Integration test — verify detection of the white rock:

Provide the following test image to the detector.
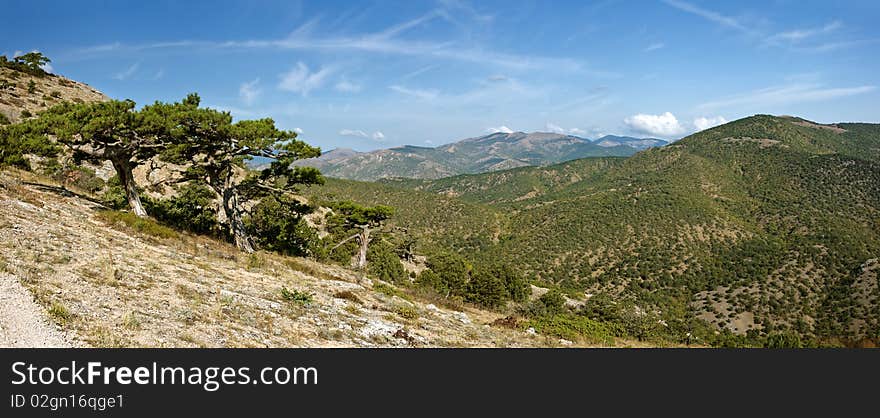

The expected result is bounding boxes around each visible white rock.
[425,304,440,312]
[452,312,471,324]
[526,327,537,335]
[559,339,573,346]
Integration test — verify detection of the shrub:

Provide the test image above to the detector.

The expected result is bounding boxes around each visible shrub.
[425,252,470,296]
[280,287,313,305]
[245,195,318,256]
[101,176,129,210]
[144,183,221,237]
[765,332,803,349]
[27,80,36,94]
[466,269,507,308]
[394,305,419,320]
[367,241,407,284]
[527,314,618,345]
[20,110,32,118]
[0,112,9,125]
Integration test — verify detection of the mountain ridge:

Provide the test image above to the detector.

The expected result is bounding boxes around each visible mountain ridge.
[294,131,667,181]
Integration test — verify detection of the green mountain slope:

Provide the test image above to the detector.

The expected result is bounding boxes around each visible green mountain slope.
[306,115,880,345]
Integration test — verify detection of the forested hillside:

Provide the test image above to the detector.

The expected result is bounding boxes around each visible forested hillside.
[307,115,880,346]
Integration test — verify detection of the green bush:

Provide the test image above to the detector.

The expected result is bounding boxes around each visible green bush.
[0,112,9,125]
[101,176,129,210]
[764,332,803,349]
[280,287,313,305]
[367,241,407,284]
[20,110,32,118]
[528,314,619,344]
[144,183,221,237]
[245,195,318,257]
[529,289,567,317]
[466,269,507,308]
[425,252,470,296]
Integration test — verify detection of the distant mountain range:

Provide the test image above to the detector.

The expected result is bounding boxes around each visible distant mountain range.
[294,132,667,181]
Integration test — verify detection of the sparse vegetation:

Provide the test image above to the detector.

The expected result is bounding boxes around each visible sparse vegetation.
[280,287,313,305]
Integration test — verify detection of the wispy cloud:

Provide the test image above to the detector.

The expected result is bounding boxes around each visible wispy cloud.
[644,42,666,52]
[401,65,438,81]
[278,62,335,96]
[767,20,842,44]
[545,122,588,136]
[389,85,440,100]
[153,68,165,80]
[113,62,140,80]
[339,129,385,141]
[792,39,880,53]
[334,79,362,93]
[662,0,754,35]
[71,13,608,75]
[339,129,369,138]
[239,78,261,105]
[698,84,877,110]
[663,2,867,54]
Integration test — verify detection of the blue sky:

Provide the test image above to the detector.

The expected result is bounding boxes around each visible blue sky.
[3,0,879,151]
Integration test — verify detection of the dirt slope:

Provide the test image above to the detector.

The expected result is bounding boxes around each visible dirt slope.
[0,169,585,348]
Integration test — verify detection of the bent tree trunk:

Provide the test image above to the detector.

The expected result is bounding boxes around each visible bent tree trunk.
[111,159,147,217]
[355,226,370,269]
[222,188,255,253]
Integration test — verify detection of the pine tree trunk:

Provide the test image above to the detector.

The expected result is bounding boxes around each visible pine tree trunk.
[111,159,147,217]
[355,227,370,269]
[222,188,255,253]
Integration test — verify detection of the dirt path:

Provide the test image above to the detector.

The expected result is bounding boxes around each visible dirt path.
[0,272,75,347]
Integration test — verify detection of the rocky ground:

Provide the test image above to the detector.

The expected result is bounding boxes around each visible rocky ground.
[0,169,601,348]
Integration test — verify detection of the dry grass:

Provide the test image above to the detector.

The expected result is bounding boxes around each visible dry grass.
[0,169,620,348]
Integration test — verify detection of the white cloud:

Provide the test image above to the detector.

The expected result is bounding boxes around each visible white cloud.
[153,68,165,80]
[769,21,842,43]
[335,79,362,93]
[545,123,591,136]
[424,140,434,145]
[293,127,304,135]
[279,62,335,96]
[662,0,755,35]
[41,63,54,73]
[339,129,369,138]
[73,15,602,75]
[239,78,261,105]
[644,42,665,52]
[624,112,686,137]
[693,116,728,131]
[487,126,514,134]
[699,84,877,110]
[113,62,140,80]
[339,129,384,140]
[546,122,566,134]
[389,85,440,100]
